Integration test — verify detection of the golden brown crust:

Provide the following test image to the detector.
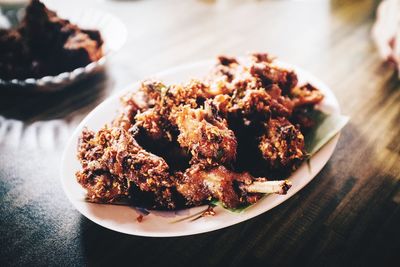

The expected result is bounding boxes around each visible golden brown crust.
[76,127,175,208]
[173,104,237,165]
[258,118,305,169]
[175,164,257,208]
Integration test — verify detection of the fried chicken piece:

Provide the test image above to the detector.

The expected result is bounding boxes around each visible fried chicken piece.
[259,118,306,169]
[234,89,271,119]
[135,80,211,141]
[290,83,324,108]
[287,83,324,131]
[212,89,272,128]
[250,61,298,95]
[206,55,251,95]
[112,91,149,131]
[290,107,316,131]
[172,103,237,165]
[76,126,176,208]
[266,84,294,117]
[251,52,274,63]
[137,80,238,165]
[175,164,292,208]
[213,85,293,127]
[175,164,244,208]
[209,59,294,121]
[133,82,174,141]
[211,56,240,83]
[140,79,210,109]
[217,55,239,66]
[134,107,172,140]
[76,170,130,203]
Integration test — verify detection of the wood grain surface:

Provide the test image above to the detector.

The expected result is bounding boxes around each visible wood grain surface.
[0,0,399,266]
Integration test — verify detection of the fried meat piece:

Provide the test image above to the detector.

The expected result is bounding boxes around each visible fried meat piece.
[217,55,239,66]
[250,61,298,95]
[290,107,316,131]
[134,80,211,141]
[140,79,210,110]
[290,83,324,108]
[175,164,292,208]
[134,107,172,141]
[288,83,324,130]
[212,86,293,130]
[209,62,294,121]
[251,52,274,63]
[211,56,240,83]
[259,118,305,169]
[138,80,238,165]
[266,84,294,117]
[76,170,130,203]
[175,164,250,208]
[172,104,237,165]
[76,126,176,208]
[112,91,149,131]
[232,89,272,119]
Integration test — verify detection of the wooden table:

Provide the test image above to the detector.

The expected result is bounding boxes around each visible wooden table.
[1,0,399,266]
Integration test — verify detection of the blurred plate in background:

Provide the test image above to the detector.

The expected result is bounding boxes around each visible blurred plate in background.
[0,4,127,92]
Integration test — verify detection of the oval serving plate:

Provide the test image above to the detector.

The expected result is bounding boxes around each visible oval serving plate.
[61,60,341,237]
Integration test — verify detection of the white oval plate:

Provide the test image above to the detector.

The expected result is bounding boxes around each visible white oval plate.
[61,60,341,237]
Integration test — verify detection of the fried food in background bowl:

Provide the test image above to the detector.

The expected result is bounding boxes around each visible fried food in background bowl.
[0,0,126,91]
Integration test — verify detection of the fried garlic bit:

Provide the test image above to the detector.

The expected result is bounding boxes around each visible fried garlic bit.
[76,53,323,210]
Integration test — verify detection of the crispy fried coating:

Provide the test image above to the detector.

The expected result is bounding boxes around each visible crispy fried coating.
[135,107,171,140]
[250,61,298,95]
[138,80,238,166]
[290,83,324,108]
[76,126,177,208]
[174,164,288,208]
[251,52,274,63]
[134,80,212,142]
[76,170,130,203]
[175,164,257,208]
[172,103,237,165]
[140,79,210,109]
[259,118,305,169]
[266,85,294,118]
[112,91,148,131]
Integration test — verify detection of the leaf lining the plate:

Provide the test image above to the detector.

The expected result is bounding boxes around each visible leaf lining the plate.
[304,110,349,155]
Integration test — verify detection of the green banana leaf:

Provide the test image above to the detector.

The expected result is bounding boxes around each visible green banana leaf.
[304,110,349,155]
[213,110,350,213]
